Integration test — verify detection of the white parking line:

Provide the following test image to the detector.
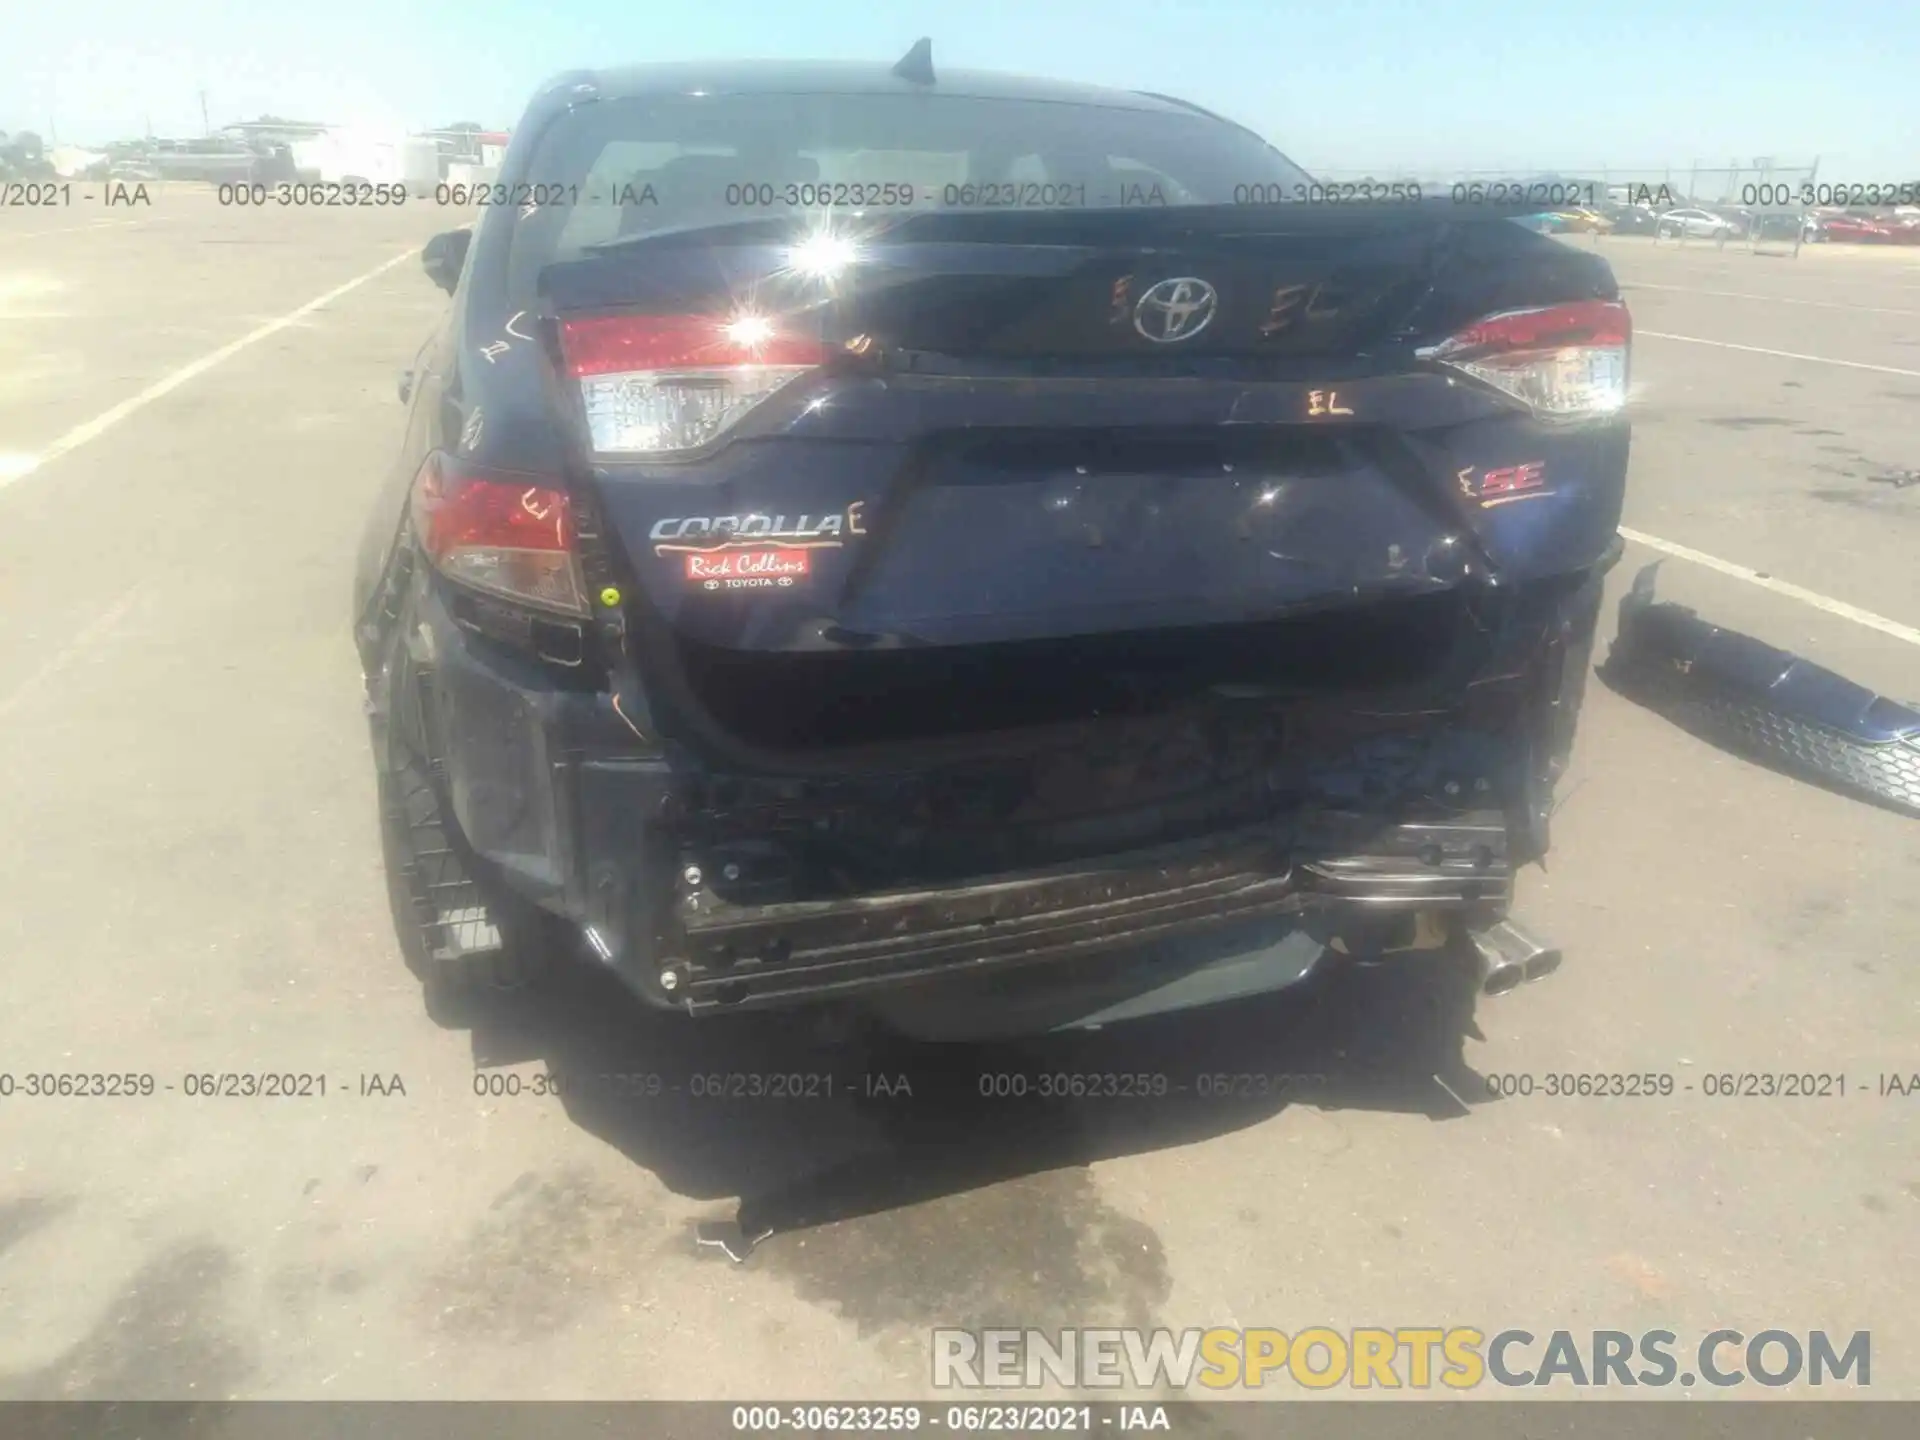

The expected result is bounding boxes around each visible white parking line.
[1621,282,1920,316]
[0,587,145,722]
[0,245,421,493]
[1636,330,1920,378]
[1618,527,1920,648]
[0,219,148,246]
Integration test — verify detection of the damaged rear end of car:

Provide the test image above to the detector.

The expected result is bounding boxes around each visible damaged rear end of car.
[360,70,1630,1033]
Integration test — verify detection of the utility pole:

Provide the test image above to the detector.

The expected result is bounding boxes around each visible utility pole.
[199,88,210,136]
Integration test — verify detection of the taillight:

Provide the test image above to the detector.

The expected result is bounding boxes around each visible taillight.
[1417,299,1630,417]
[557,312,825,455]
[409,452,588,616]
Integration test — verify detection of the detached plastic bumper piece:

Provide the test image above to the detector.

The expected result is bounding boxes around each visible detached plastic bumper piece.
[1601,562,1920,818]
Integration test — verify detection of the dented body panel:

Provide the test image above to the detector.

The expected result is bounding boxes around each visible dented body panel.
[392,548,1609,1019]
[538,206,1625,654]
[355,59,1627,1031]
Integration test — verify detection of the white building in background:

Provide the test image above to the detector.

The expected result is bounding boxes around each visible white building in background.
[435,130,510,190]
[287,126,509,191]
[47,145,109,177]
[291,128,443,191]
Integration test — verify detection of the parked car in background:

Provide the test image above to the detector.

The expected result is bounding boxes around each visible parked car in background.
[1804,209,1918,244]
[1512,212,1566,234]
[1656,207,1738,240]
[1549,208,1612,233]
[1740,211,1806,241]
[90,141,162,182]
[147,136,260,184]
[122,136,290,186]
[258,143,299,184]
[1599,203,1660,235]
[0,130,55,181]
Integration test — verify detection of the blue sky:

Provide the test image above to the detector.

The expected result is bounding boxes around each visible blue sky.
[4,0,1914,178]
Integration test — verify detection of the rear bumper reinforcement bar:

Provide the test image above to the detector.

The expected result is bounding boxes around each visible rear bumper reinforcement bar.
[669,818,1511,1011]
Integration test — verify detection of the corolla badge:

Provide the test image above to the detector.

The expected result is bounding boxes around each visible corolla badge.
[1133,277,1218,344]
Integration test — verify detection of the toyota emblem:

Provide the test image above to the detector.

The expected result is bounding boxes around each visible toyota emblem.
[1133,277,1218,344]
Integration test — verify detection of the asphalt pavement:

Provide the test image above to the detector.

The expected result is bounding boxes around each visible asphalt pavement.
[1,193,1917,1400]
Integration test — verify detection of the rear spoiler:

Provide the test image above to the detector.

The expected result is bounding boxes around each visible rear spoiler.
[572,194,1558,260]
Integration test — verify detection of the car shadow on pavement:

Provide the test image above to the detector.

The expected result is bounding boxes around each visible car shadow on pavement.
[443,931,1494,1256]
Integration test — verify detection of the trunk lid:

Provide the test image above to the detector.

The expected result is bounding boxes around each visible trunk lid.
[545,202,1592,366]
[538,204,1620,656]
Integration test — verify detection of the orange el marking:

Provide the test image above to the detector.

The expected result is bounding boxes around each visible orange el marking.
[1307,389,1354,417]
[1261,283,1314,336]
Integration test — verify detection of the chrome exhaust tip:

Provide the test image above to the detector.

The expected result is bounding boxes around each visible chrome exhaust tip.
[1471,919,1561,996]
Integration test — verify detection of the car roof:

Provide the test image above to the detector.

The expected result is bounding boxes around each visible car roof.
[534,59,1206,117]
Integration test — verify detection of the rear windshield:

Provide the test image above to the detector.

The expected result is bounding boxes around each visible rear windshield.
[503,91,1314,295]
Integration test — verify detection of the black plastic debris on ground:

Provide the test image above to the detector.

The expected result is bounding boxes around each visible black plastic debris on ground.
[1598,562,1920,819]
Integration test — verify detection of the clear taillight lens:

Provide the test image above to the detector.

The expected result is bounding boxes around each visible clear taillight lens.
[558,313,824,455]
[1417,299,1630,417]
[409,453,589,616]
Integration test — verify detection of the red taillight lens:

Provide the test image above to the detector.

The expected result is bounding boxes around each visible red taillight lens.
[556,312,825,456]
[1418,299,1630,417]
[560,314,825,374]
[409,453,588,616]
